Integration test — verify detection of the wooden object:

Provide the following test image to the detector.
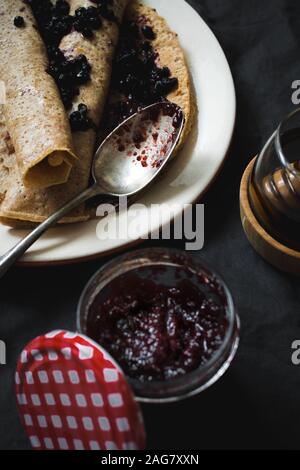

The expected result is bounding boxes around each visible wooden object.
[240,158,300,276]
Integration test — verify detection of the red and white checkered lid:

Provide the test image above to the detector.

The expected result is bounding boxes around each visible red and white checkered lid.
[15,330,146,451]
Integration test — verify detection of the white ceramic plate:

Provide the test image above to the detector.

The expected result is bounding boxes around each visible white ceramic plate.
[0,0,236,265]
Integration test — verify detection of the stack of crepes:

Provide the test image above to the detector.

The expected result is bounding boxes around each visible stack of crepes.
[0,0,130,226]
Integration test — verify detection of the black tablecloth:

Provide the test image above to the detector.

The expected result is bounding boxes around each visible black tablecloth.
[1,0,300,451]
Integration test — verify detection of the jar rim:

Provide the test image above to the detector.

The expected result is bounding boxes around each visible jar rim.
[76,247,240,403]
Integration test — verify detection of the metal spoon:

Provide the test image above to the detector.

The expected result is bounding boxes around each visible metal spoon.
[0,102,184,278]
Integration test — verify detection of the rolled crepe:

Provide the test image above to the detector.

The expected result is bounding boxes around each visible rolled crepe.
[134,2,195,153]
[0,0,77,189]
[105,1,195,154]
[0,0,130,225]
[0,108,14,206]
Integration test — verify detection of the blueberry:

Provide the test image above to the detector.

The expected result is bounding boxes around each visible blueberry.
[14,16,25,28]
[76,69,91,84]
[82,28,94,38]
[142,25,156,40]
[57,72,69,84]
[78,103,88,114]
[75,7,86,18]
[60,88,74,109]
[159,67,171,79]
[90,16,102,28]
[76,55,91,71]
[60,59,72,73]
[46,64,60,78]
[73,19,83,32]
[163,77,179,93]
[55,0,70,16]
[140,51,153,69]
[47,45,64,62]
[71,111,81,120]
[141,41,152,53]
[87,6,99,18]
[155,77,178,95]
[73,5,103,34]
[69,111,82,130]
[70,106,94,132]
[56,19,70,35]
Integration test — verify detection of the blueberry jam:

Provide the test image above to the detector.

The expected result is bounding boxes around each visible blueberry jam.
[103,17,179,134]
[24,0,116,130]
[25,0,74,47]
[69,103,95,132]
[90,0,116,22]
[47,51,91,110]
[87,268,229,382]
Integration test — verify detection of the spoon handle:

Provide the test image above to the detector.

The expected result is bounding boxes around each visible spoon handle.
[0,184,101,279]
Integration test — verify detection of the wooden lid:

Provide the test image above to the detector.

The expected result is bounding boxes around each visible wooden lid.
[240,158,300,276]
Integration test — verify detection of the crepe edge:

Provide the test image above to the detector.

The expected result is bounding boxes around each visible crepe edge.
[23,148,78,189]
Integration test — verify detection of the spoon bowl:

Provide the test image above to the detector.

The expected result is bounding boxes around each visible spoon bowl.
[92,102,185,196]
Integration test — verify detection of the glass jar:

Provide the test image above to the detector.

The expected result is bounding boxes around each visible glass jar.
[249,108,300,251]
[77,248,240,404]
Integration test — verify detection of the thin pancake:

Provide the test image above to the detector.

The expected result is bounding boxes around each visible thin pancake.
[0,0,130,226]
[103,1,194,154]
[0,0,77,189]
[125,1,194,152]
[129,2,195,152]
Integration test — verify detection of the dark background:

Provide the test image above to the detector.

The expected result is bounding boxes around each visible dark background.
[1,0,300,451]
